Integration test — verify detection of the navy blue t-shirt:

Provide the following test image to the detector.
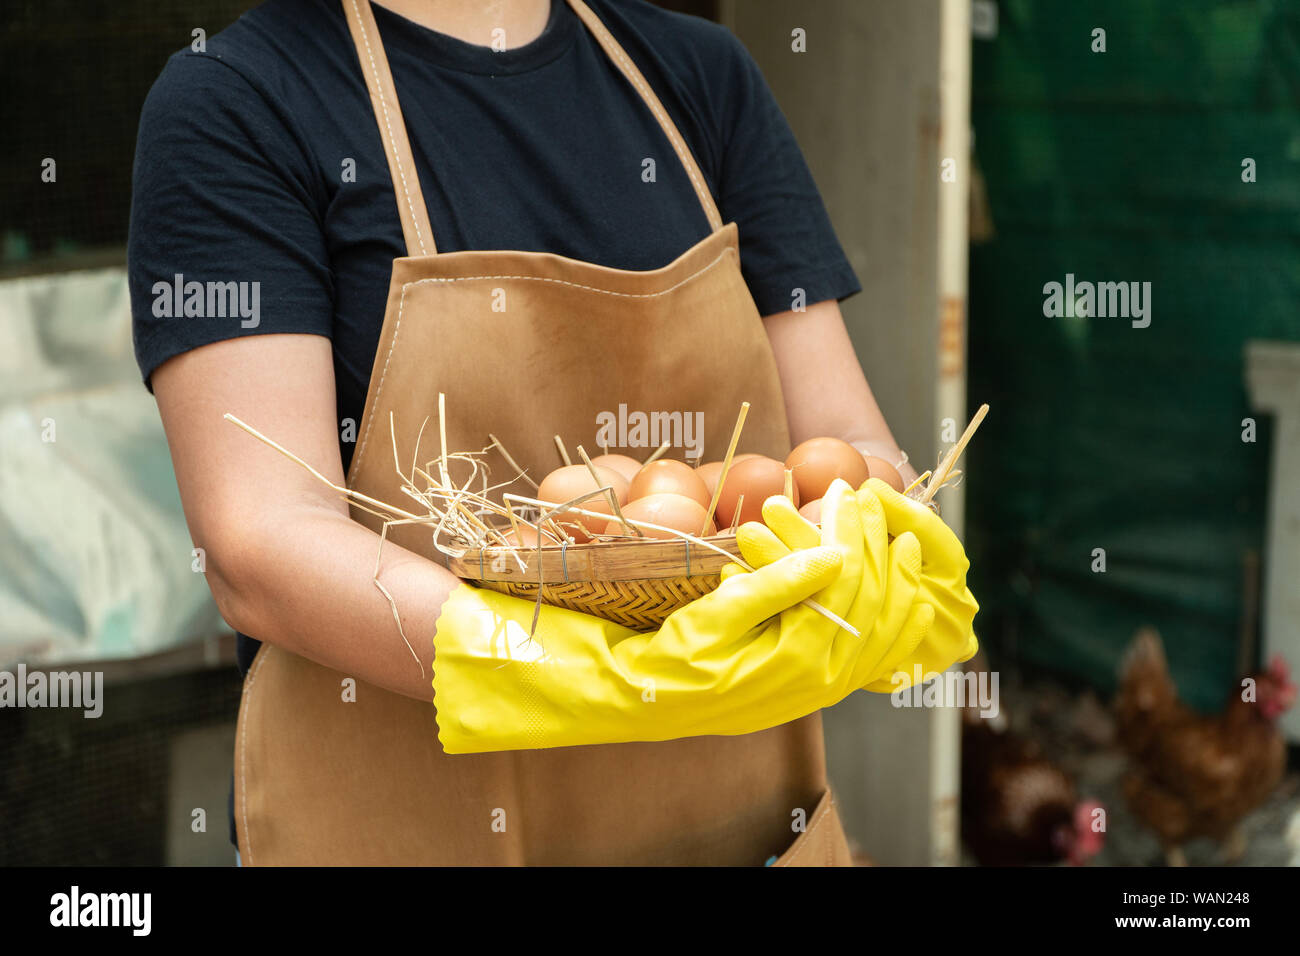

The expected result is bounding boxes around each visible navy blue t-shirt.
[127,0,859,845]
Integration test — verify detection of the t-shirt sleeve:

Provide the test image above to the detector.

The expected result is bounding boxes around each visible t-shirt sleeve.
[128,51,334,391]
[709,31,861,317]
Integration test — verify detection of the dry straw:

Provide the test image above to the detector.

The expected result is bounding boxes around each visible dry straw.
[224,398,986,651]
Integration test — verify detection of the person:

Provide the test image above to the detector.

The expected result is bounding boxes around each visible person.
[129,0,977,865]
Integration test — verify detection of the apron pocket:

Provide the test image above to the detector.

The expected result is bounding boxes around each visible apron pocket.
[769,789,855,867]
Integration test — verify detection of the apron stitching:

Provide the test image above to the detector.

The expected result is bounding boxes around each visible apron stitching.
[351,246,732,475]
[238,647,273,866]
[403,248,729,298]
[348,0,430,257]
[353,281,412,479]
[581,14,720,231]
[825,794,836,866]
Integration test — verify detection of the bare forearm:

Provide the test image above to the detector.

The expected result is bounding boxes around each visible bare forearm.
[151,335,459,703]
[215,506,459,701]
[763,299,920,486]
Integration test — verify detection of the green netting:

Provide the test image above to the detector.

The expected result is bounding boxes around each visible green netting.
[967,0,1300,710]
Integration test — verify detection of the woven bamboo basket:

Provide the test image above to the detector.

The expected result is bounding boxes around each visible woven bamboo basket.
[223,399,986,643]
[443,399,988,631]
[446,534,743,631]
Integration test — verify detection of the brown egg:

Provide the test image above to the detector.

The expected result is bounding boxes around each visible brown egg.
[696,455,766,498]
[499,525,559,549]
[539,463,629,504]
[864,456,905,493]
[537,464,628,542]
[715,456,799,529]
[629,459,711,508]
[589,453,642,483]
[695,461,726,497]
[798,498,823,524]
[500,527,538,549]
[785,437,870,502]
[603,493,716,539]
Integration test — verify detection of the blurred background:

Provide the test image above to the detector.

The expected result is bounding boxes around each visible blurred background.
[2,0,1297,866]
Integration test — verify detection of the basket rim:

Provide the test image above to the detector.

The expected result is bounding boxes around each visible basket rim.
[446,533,742,584]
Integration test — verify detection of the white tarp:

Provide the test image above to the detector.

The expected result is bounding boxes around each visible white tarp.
[0,266,227,666]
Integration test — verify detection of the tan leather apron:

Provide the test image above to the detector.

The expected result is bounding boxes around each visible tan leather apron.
[234,0,853,866]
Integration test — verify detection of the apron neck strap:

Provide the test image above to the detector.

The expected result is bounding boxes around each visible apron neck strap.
[343,0,437,256]
[564,0,724,234]
[342,0,725,258]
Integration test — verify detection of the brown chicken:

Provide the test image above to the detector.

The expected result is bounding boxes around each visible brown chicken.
[1116,628,1296,865]
[961,662,1105,866]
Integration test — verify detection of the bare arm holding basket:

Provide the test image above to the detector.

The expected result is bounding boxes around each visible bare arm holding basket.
[152,334,459,703]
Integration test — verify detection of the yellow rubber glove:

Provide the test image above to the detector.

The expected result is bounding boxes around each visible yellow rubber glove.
[431,481,931,754]
[732,479,935,689]
[857,477,980,692]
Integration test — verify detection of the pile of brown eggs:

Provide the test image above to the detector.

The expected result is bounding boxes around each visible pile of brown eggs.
[518,437,905,545]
